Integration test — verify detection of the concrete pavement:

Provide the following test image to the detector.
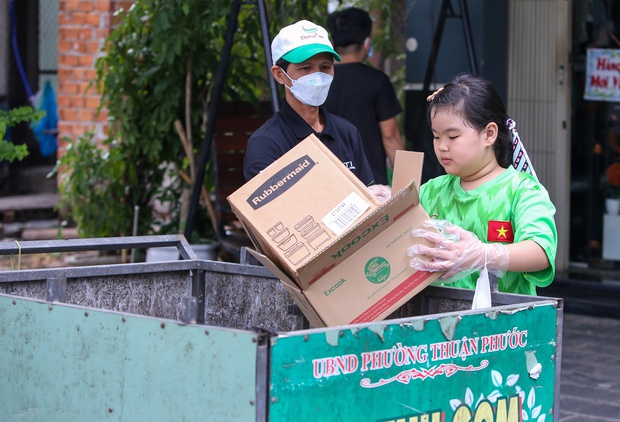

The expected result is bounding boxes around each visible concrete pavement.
[559,312,620,421]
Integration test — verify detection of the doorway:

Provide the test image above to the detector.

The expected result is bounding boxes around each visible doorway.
[2,0,58,196]
[570,0,620,272]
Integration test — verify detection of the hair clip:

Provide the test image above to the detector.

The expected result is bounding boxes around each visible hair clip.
[426,86,444,102]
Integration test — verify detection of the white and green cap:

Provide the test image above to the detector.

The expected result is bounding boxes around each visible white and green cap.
[271,20,342,65]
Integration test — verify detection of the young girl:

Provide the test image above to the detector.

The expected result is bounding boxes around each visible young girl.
[407,73,557,295]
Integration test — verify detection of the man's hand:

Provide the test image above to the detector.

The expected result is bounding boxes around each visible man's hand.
[369,184,391,203]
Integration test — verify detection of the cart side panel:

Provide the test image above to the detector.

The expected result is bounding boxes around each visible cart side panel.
[0,270,189,320]
[0,260,305,332]
[0,293,260,422]
[203,265,303,332]
[269,301,561,422]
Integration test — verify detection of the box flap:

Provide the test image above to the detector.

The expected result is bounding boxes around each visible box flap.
[246,248,326,327]
[301,203,443,327]
[246,248,300,291]
[392,150,424,194]
[294,177,420,288]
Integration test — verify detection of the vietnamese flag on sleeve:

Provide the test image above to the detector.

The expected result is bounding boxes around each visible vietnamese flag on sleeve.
[487,220,514,243]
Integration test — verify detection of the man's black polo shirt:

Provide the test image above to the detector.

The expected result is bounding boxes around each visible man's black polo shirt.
[243,99,374,185]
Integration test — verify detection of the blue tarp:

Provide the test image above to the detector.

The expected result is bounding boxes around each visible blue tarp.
[31,81,58,157]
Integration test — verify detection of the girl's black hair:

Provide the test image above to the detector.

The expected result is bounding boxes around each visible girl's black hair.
[426,73,513,168]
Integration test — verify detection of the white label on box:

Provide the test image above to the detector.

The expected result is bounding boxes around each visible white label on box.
[322,192,370,235]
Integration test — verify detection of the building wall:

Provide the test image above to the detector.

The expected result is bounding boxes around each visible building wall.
[57,0,131,155]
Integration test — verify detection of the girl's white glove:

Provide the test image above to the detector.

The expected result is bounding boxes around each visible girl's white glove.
[407,219,509,280]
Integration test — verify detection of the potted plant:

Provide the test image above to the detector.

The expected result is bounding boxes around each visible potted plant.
[606,162,620,215]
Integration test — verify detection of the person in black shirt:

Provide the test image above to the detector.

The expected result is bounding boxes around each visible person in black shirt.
[325,7,404,185]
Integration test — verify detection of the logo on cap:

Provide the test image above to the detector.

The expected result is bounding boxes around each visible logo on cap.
[301,24,318,34]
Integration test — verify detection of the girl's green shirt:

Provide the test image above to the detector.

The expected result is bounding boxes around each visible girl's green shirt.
[419,167,557,295]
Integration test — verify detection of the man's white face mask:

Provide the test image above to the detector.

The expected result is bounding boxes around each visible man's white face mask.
[282,70,333,106]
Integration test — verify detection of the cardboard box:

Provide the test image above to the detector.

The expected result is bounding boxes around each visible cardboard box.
[228,135,442,327]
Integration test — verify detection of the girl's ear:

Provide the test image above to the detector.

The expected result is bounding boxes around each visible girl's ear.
[484,122,499,147]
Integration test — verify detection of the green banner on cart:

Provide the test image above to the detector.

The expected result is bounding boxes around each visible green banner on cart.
[270,303,559,422]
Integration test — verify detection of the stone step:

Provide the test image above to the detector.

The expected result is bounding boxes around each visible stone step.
[0,193,59,223]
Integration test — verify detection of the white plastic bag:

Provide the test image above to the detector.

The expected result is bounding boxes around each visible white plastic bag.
[471,250,492,310]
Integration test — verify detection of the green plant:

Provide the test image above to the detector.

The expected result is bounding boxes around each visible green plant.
[60,1,327,242]
[58,133,153,238]
[0,106,44,162]
[57,132,216,240]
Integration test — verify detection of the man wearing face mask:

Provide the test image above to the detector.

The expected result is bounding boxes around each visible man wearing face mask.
[244,19,389,200]
[324,7,404,186]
